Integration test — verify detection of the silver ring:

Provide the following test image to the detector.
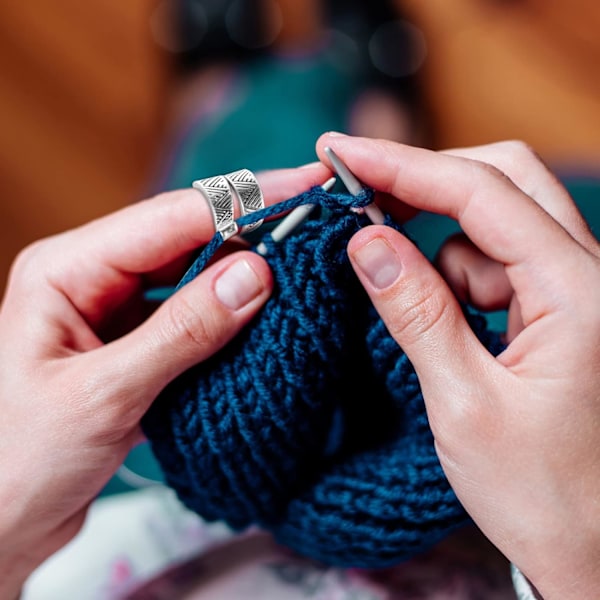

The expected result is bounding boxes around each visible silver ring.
[193,169,264,240]
[224,168,264,234]
[192,175,238,241]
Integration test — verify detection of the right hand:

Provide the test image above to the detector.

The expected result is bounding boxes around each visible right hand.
[317,133,600,599]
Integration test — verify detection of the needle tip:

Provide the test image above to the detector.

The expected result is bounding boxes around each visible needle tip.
[321,176,336,192]
[323,147,363,196]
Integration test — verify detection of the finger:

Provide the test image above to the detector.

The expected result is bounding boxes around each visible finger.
[435,233,513,312]
[347,225,494,410]
[63,162,332,278]
[317,133,561,264]
[436,234,526,342]
[74,250,274,420]
[143,236,251,290]
[317,133,592,322]
[442,140,597,251]
[13,163,330,322]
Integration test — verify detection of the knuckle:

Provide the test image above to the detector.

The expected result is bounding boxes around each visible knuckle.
[496,139,539,162]
[388,284,453,347]
[462,159,512,208]
[8,235,67,293]
[470,140,547,188]
[491,140,555,184]
[9,240,49,282]
[496,139,543,173]
[162,294,223,356]
[469,158,509,185]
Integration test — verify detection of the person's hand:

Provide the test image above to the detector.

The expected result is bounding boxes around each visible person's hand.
[0,163,330,597]
[317,133,600,599]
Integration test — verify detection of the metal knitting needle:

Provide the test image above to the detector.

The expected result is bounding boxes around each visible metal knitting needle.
[256,176,336,255]
[324,146,385,225]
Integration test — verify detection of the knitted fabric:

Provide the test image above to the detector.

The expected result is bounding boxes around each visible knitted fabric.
[142,185,505,568]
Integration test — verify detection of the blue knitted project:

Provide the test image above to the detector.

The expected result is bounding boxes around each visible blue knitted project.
[142,185,505,568]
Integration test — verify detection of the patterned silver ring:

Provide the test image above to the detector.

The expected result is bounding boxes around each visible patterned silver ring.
[192,174,238,241]
[193,169,264,240]
[224,168,264,234]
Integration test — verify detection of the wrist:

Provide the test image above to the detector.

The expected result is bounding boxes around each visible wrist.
[516,547,600,599]
[0,552,38,600]
[0,501,39,596]
[0,519,48,600]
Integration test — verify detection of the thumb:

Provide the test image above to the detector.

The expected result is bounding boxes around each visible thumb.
[88,251,273,413]
[348,226,489,396]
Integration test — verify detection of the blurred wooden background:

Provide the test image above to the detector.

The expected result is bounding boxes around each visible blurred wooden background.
[0,1,172,292]
[396,0,600,172]
[1,0,599,293]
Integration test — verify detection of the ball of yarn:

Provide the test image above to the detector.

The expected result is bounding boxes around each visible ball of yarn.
[142,186,504,567]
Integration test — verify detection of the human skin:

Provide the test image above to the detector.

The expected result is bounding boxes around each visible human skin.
[317,133,600,599]
[0,163,331,599]
[3,135,599,599]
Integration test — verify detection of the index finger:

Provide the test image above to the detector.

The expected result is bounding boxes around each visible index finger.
[67,163,332,277]
[7,163,331,322]
[317,133,593,319]
[318,134,571,264]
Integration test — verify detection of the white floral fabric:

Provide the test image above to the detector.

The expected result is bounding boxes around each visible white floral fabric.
[23,486,518,599]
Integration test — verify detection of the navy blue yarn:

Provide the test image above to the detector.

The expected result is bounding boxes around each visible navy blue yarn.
[142,185,505,568]
[178,186,374,281]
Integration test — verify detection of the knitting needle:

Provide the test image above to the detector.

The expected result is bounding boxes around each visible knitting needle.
[323,146,385,225]
[256,176,336,255]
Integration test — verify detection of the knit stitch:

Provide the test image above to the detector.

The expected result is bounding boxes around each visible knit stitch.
[142,185,504,568]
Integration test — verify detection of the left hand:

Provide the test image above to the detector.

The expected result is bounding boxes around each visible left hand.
[0,163,330,596]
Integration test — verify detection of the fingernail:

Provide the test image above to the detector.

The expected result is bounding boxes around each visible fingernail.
[327,131,347,138]
[215,259,263,310]
[353,238,402,289]
[299,161,322,169]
